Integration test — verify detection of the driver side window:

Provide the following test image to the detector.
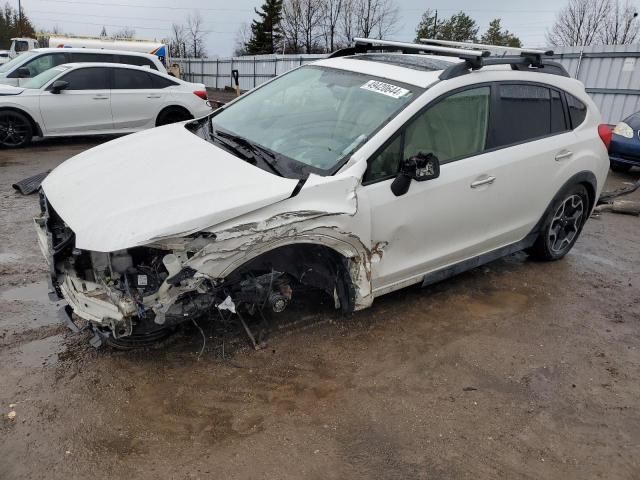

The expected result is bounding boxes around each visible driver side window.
[364,86,491,184]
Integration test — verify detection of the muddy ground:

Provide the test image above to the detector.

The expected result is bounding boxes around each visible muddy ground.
[1,136,639,480]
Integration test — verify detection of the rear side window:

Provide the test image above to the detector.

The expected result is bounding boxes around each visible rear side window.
[567,94,587,128]
[57,67,110,90]
[491,85,551,147]
[113,68,154,89]
[150,73,178,88]
[490,84,569,148]
[118,55,158,70]
[70,52,114,63]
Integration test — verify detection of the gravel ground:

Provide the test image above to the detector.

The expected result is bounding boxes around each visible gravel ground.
[0,137,639,480]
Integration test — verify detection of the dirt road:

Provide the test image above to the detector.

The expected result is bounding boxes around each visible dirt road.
[1,138,639,479]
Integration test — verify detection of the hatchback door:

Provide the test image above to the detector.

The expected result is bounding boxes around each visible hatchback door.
[110,67,166,130]
[39,66,113,134]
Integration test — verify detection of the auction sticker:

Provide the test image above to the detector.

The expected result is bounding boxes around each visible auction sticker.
[360,80,409,99]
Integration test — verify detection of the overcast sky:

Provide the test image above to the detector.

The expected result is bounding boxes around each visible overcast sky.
[22,0,564,56]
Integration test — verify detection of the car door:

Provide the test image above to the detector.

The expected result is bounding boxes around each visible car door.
[110,67,166,130]
[39,66,113,134]
[360,83,563,293]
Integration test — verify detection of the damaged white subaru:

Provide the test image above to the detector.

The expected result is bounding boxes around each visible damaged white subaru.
[35,39,610,347]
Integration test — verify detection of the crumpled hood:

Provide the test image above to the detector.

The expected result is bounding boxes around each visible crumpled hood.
[0,84,24,95]
[42,123,299,252]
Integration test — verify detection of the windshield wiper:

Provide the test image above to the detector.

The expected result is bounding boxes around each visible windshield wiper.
[213,129,284,177]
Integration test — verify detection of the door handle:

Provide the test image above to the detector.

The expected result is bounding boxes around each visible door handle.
[470,176,496,188]
[555,151,573,161]
[92,96,109,100]
[147,95,161,98]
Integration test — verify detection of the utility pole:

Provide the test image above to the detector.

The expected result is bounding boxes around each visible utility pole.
[433,10,438,39]
[18,0,23,37]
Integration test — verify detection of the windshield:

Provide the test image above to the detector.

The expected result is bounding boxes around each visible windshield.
[0,50,35,74]
[211,66,419,174]
[22,65,69,89]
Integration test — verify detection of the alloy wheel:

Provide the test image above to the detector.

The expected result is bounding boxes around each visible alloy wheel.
[0,113,29,147]
[548,194,584,254]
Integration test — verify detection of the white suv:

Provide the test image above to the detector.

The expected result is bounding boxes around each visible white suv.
[0,47,166,86]
[35,39,610,348]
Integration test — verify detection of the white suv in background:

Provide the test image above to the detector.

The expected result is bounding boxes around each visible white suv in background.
[35,39,610,348]
[0,47,166,86]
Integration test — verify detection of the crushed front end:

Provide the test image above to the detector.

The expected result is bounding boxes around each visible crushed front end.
[34,192,294,348]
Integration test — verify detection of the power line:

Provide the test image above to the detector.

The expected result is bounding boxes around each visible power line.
[31,0,253,12]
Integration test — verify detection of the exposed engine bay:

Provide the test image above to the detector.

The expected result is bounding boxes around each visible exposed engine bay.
[36,192,355,348]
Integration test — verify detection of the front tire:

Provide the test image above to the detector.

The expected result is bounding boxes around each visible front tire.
[0,110,33,148]
[528,184,589,261]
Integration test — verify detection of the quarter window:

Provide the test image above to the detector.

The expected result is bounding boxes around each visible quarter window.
[57,67,110,90]
[567,94,587,128]
[150,73,178,88]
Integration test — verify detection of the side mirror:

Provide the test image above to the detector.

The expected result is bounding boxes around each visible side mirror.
[50,80,69,94]
[391,152,440,197]
[17,67,31,78]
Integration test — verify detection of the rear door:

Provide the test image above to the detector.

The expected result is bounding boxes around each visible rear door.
[109,67,166,130]
[39,66,113,134]
[482,83,573,240]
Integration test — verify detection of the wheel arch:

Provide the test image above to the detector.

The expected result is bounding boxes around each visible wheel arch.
[0,106,43,137]
[155,104,193,126]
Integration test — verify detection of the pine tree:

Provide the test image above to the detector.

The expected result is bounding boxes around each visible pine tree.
[0,3,36,49]
[438,12,478,42]
[481,18,522,47]
[414,9,440,41]
[246,0,284,55]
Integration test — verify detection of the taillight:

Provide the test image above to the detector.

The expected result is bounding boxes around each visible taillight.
[193,90,208,100]
[598,124,612,150]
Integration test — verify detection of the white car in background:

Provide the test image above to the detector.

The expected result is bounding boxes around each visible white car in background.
[0,47,167,86]
[0,63,211,147]
[0,50,10,65]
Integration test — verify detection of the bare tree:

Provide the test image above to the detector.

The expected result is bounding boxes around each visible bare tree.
[321,0,343,52]
[233,22,252,56]
[281,0,304,52]
[300,0,323,52]
[169,23,187,57]
[112,27,136,40]
[599,0,639,44]
[547,0,610,46]
[354,0,399,39]
[186,11,207,58]
[339,0,356,46]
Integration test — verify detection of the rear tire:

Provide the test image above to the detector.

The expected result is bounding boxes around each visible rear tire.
[610,159,633,173]
[0,110,33,148]
[156,107,193,127]
[528,184,589,261]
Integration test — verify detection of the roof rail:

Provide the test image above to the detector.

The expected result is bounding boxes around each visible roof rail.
[419,38,553,57]
[329,37,489,67]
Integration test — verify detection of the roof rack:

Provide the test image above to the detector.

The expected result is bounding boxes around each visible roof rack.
[329,37,569,80]
[329,37,489,68]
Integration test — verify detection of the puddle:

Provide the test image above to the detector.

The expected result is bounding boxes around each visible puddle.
[0,281,61,332]
[463,291,529,317]
[14,334,65,367]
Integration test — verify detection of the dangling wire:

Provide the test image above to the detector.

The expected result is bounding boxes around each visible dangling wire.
[192,319,206,359]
